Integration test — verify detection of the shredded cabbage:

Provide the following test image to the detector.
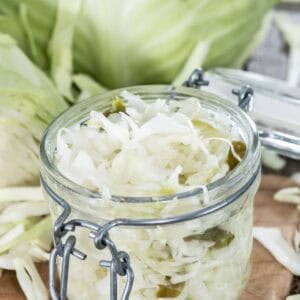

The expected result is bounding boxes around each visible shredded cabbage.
[52,92,257,299]
[274,187,300,206]
[72,73,107,102]
[261,148,286,171]
[14,256,48,300]
[253,226,300,276]
[56,91,243,197]
[292,172,300,185]
[0,187,51,299]
[287,295,300,300]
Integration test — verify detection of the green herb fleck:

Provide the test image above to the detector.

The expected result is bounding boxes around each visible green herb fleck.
[179,174,187,185]
[156,281,185,298]
[184,227,234,250]
[112,96,126,112]
[104,96,126,116]
[227,140,246,170]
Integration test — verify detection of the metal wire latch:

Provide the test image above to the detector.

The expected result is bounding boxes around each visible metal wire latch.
[232,85,254,112]
[182,69,254,113]
[183,68,209,88]
[43,178,134,300]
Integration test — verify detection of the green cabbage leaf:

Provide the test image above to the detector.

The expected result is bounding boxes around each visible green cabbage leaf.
[0,0,277,90]
[0,33,67,186]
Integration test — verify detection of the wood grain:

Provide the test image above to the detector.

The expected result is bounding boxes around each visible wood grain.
[0,175,298,299]
[0,263,48,300]
[241,174,299,300]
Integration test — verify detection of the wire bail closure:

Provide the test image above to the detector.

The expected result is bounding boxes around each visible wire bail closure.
[43,177,134,300]
[183,68,254,113]
[232,85,254,112]
[183,68,210,88]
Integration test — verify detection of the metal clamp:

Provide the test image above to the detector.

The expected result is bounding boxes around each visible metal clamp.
[183,68,209,88]
[232,85,254,112]
[182,69,254,113]
[43,177,134,300]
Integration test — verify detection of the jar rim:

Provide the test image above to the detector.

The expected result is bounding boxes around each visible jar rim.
[40,84,260,204]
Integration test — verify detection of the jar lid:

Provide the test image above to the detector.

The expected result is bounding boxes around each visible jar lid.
[200,68,300,159]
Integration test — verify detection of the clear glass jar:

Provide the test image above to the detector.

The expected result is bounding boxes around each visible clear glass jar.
[40,85,261,300]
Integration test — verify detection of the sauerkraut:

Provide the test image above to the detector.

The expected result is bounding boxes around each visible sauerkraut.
[51,91,258,300]
[56,91,243,197]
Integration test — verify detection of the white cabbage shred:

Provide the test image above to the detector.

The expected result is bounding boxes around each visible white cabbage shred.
[253,188,300,281]
[0,187,51,299]
[54,91,256,300]
[274,187,300,211]
[287,295,300,300]
[261,148,286,171]
[253,227,300,276]
[292,172,300,184]
[253,187,300,279]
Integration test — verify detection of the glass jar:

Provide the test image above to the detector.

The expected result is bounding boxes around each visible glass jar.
[40,85,261,300]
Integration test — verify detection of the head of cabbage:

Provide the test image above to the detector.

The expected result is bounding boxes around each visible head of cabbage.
[0,0,277,186]
[0,0,277,90]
